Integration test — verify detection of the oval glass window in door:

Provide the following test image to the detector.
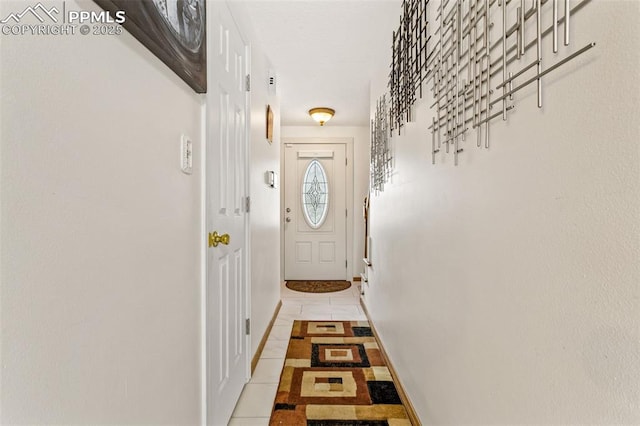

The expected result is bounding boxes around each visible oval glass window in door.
[302,159,329,228]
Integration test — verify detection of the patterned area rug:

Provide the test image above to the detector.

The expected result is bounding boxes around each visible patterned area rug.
[269,320,411,425]
[286,280,352,294]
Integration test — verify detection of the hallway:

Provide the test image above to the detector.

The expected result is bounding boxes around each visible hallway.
[1,0,639,425]
[229,283,365,425]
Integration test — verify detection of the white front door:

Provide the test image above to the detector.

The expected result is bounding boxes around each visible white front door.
[206,3,249,425]
[284,143,347,280]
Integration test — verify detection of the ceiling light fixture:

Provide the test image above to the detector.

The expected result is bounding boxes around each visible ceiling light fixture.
[308,107,335,126]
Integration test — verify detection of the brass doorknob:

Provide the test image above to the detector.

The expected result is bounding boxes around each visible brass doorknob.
[208,231,230,247]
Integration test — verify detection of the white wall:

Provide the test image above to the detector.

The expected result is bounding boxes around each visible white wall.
[281,126,370,282]
[228,3,282,357]
[1,0,202,423]
[367,1,640,424]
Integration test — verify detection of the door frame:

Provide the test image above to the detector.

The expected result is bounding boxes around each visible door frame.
[243,42,252,384]
[281,137,354,282]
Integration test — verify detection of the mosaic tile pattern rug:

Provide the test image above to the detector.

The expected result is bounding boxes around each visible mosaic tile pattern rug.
[269,320,411,425]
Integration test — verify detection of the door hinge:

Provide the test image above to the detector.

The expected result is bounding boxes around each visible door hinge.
[345,260,348,268]
[346,158,348,166]
[245,196,251,213]
[345,209,348,217]
[245,74,251,92]
[245,318,250,335]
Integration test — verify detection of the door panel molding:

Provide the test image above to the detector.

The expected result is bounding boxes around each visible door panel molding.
[204,3,250,425]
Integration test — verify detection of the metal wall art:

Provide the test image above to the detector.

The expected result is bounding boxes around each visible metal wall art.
[371,95,392,193]
[389,0,430,134]
[386,0,595,166]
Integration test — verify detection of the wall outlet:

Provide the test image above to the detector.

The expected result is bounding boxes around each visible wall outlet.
[181,135,192,174]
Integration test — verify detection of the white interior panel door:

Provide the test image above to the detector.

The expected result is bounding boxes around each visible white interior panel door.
[284,143,347,280]
[206,3,248,425]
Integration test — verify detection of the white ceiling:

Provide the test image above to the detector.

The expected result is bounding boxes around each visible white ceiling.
[231,0,402,126]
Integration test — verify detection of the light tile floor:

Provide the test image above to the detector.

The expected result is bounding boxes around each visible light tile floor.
[229,281,364,425]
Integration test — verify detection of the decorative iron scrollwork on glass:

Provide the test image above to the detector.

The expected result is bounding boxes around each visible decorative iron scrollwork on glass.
[302,160,329,228]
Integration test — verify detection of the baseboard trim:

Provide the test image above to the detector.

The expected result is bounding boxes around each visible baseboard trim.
[359,299,421,426]
[251,300,282,374]
[353,276,362,282]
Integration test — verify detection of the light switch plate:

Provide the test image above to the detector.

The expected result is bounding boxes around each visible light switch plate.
[181,135,192,174]
[265,170,279,188]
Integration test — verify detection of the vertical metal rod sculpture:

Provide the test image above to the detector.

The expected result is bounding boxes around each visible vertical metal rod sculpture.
[455,1,461,142]
[439,1,444,79]
[462,77,467,141]
[471,22,478,144]
[564,0,570,46]
[485,53,491,147]
[457,1,465,166]
[520,0,525,55]
[436,70,442,148]
[502,0,508,120]
[438,1,444,149]
[371,95,392,192]
[432,117,439,164]
[454,126,460,165]
[472,32,477,132]
[483,0,488,51]
[477,56,482,149]
[553,0,558,52]
[467,0,474,83]
[516,6,522,59]
[508,72,514,99]
[484,0,491,148]
[536,0,542,108]
[477,0,484,150]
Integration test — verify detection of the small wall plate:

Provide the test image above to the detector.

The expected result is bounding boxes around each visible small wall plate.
[181,135,193,174]
[266,105,274,144]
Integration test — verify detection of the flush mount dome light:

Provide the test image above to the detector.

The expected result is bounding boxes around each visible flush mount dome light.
[308,107,335,126]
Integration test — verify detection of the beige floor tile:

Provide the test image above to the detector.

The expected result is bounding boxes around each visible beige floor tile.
[330,297,361,305]
[298,313,334,320]
[297,295,330,302]
[326,292,357,299]
[268,324,293,341]
[251,358,285,384]
[275,310,303,322]
[231,383,277,418]
[301,305,334,316]
[330,305,361,315]
[301,304,361,316]
[273,317,294,327]
[260,338,289,359]
[332,313,368,321]
[278,304,302,314]
[228,417,270,426]
[282,297,328,305]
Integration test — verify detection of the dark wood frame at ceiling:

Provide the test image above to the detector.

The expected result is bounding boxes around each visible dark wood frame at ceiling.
[94,0,207,93]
